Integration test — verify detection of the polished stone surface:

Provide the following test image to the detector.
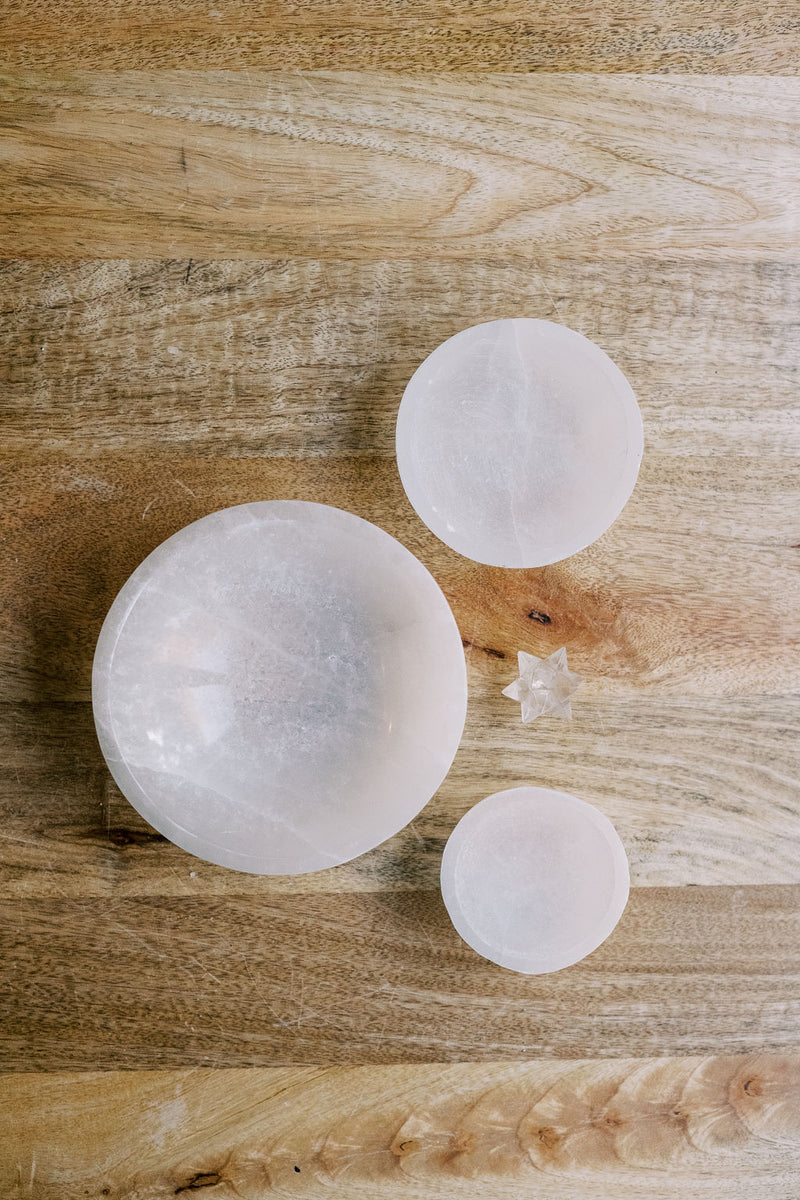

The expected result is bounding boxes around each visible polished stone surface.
[502,646,583,722]
[93,501,467,875]
[440,787,630,974]
[396,318,643,567]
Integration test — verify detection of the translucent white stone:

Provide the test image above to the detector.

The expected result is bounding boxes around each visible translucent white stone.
[396,318,644,567]
[502,646,582,722]
[440,787,629,973]
[92,501,467,875]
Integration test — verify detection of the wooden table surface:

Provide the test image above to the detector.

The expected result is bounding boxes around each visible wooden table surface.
[2,6,800,1198]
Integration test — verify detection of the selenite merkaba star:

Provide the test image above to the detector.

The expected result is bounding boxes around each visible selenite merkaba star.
[502,647,582,723]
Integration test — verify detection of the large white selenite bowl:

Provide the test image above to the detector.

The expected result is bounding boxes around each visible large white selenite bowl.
[93,501,467,875]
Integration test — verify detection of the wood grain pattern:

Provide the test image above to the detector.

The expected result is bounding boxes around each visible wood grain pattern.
[2,74,800,259]
[1,436,798,893]
[3,257,800,461]
[4,692,800,896]
[2,43,799,1198]
[4,454,800,701]
[4,1055,800,1199]
[2,1,800,72]
[2,885,800,1070]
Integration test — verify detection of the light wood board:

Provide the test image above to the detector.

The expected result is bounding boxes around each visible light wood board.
[3,1056,800,1199]
[2,74,799,259]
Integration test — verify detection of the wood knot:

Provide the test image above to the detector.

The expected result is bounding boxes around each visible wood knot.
[175,1173,222,1193]
[391,1138,420,1158]
[743,1077,763,1097]
[536,1126,561,1152]
[448,1132,477,1156]
[527,609,552,624]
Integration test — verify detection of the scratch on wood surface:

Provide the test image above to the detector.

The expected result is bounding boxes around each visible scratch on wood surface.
[107,918,169,962]
[294,977,306,1028]
[407,821,425,849]
[535,264,567,324]
[242,955,291,1027]
[171,477,198,499]
[0,833,43,850]
[366,282,384,393]
[188,956,223,987]
[408,909,437,956]
[166,864,192,893]
[294,69,326,102]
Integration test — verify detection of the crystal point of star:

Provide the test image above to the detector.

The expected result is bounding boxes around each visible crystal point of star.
[502,646,582,723]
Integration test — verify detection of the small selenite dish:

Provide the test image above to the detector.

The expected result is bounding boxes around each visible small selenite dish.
[92,501,467,875]
[396,318,644,568]
[440,787,630,973]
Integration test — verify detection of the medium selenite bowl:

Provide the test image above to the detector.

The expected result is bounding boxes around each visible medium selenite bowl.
[396,318,644,567]
[440,787,630,973]
[92,501,467,875]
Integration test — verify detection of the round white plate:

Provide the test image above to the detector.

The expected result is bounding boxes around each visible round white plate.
[396,318,643,567]
[93,501,467,875]
[441,786,629,973]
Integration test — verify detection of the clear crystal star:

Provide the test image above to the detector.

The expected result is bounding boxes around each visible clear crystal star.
[502,646,582,723]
